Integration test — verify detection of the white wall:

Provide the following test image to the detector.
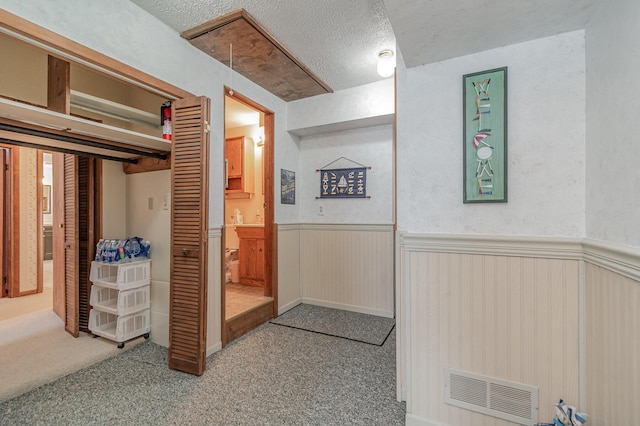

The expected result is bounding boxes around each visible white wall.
[585,0,640,246]
[126,170,171,346]
[102,161,127,239]
[288,78,394,136]
[397,30,586,237]
[299,125,394,224]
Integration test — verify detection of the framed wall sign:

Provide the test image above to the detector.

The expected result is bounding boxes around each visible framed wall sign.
[463,67,507,203]
[281,169,295,204]
[319,167,367,198]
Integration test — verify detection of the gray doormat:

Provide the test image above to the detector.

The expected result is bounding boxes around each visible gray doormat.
[270,304,395,346]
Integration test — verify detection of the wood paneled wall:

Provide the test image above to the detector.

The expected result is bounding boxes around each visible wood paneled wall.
[300,224,394,317]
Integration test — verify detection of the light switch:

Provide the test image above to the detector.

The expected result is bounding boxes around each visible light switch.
[148,197,154,210]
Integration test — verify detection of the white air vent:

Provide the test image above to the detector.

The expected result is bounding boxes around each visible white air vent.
[444,368,538,425]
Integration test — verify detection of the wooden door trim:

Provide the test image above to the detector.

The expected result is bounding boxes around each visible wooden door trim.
[222,88,277,346]
[48,56,70,319]
[52,152,65,318]
[0,149,5,298]
[6,146,18,297]
[37,150,44,294]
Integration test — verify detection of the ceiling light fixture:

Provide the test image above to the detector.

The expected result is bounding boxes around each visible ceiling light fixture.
[377,49,395,78]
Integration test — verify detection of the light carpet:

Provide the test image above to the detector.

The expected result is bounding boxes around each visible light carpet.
[270,303,395,346]
[0,311,141,403]
[0,289,53,322]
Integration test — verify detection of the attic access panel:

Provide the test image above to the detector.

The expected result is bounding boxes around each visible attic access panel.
[182,9,332,102]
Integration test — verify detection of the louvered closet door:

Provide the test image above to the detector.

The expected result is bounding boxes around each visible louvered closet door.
[77,157,95,332]
[63,154,79,337]
[168,96,210,375]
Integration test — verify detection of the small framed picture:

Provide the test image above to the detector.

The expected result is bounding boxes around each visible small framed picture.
[281,169,295,204]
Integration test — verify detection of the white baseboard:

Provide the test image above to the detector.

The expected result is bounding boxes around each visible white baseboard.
[302,297,394,318]
[278,298,302,316]
[206,341,222,357]
[406,414,450,426]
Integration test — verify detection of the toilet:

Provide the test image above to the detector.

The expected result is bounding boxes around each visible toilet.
[229,260,240,284]
[224,248,239,283]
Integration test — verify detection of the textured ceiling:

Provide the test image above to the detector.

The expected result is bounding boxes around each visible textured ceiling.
[129,0,395,92]
[130,0,598,94]
[383,0,598,69]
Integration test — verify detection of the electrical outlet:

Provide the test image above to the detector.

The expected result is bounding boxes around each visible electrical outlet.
[318,204,324,216]
[162,195,169,210]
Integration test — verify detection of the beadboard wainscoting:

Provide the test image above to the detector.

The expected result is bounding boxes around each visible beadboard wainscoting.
[300,224,395,318]
[277,224,302,315]
[399,233,583,426]
[207,228,223,356]
[583,242,640,425]
[399,233,640,426]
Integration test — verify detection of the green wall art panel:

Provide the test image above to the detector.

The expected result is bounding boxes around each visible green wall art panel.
[463,67,508,203]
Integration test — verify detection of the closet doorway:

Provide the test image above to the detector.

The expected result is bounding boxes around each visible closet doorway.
[222,89,276,346]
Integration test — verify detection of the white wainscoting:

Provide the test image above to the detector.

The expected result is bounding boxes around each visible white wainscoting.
[399,233,583,425]
[207,228,222,357]
[584,246,640,425]
[399,233,640,426]
[277,224,302,315]
[300,224,394,318]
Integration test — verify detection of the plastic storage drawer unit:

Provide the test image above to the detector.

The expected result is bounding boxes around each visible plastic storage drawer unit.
[89,309,150,349]
[89,259,151,348]
[90,259,151,290]
[90,285,150,316]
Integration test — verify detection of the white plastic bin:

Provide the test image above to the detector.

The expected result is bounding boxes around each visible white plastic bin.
[90,285,150,316]
[89,309,150,345]
[229,260,240,283]
[90,259,151,290]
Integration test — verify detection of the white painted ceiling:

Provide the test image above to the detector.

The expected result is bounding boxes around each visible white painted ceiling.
[130,0,598,93]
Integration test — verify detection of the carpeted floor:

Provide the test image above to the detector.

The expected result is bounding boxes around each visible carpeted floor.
[0,311,141,403]
[0,307,405,425]
[270,304,395,346]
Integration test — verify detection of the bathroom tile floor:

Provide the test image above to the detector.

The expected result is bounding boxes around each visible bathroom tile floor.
[225,283,272,320]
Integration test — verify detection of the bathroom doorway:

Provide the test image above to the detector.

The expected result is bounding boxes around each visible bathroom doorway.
[222,89,276,346]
